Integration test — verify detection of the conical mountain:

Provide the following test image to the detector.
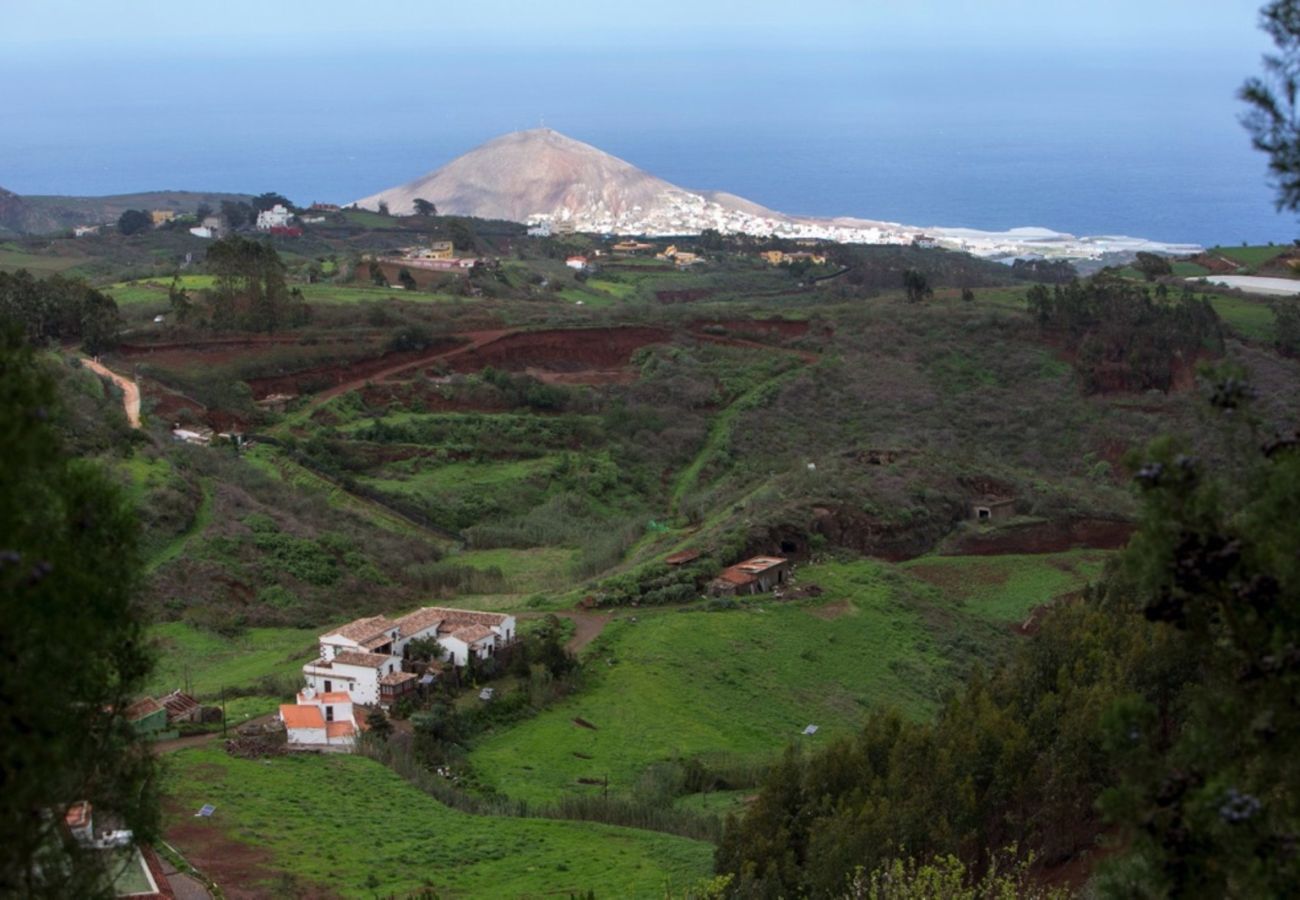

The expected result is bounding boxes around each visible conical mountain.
[353,128,786,231]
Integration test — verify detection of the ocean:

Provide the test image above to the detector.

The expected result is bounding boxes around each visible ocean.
[1,45,1293,247]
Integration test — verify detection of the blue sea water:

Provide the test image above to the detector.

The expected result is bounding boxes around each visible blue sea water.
[0,45,1293,247]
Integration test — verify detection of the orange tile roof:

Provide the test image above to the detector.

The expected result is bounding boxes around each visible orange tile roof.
[426,607,509,628]
[65,801,91,829]
[317,691,352,704]
[449,624,496,644]
[326,721,355,739]
[665,549,701,565]
[322,615,395,644]
[125,696,165,722]
[330,650,391,669]
[379,671,418,686]
[394,607,445,637]
[280,704,325,729]
[718,568,757,586]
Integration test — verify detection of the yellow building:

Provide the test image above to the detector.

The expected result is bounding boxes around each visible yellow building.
[760,250,785,265]
[429,240,454,260]
[150,210,176,225]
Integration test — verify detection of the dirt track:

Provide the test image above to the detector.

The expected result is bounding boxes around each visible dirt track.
[82,357,141,427]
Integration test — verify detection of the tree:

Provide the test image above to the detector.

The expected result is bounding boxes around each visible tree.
[220,200,252,229]
[1241,0,1300,212]
[251,192,292,213]
[1275,299,1300,355]
[902,268,933,303]
[0,270,122,353]
[366,707,393,742]
[412,198,437,217]
[1134,251,1173,281]
[368,260,389,288]
[377,200,390,216]
[197,236,307,332]
[960,287,975,303]
[0,327,157,897]
[398,267,417,291]
[116,209,151,236]
[194,202,212,222]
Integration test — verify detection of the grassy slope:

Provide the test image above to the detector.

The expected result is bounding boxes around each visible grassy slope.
[900,549,1110,622]
[146,622,317,698]
[163,747,712,899]
[470,562,965,805]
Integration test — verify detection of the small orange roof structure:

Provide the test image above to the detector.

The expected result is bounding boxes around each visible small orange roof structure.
[65,801,92,830]
[124,696,164,722]
[450,624,496,644]
[280,704,325,729]
[665,549,701,566]
[315,691,352,705]
[326,721,355,739]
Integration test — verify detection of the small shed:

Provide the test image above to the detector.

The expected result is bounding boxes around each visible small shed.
[125,697,169,738]
[710,556,791,596]
[972,497,1016,523]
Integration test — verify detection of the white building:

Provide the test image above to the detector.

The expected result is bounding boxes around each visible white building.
[280,688,361,750]
[73,225,100,238]
[565,255,588,270]
[256,204,293,230]
[301,607,517,706]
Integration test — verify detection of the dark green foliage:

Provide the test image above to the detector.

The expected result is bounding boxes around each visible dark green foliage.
[366,707,393,741]
[369,259,388,287]
[1241,0,1300,212]
[412,198,437,216]
[220,199,253,229]
[1095,379,1300,897]
[1010,257,1079,284]
[398,267,417,291]
[116,208,151,236]
[1134,251,1174,281]
[251,192,292,213]
[0,328,157,897]
[902,268,933,303]
[0,269,122,353]
[1027,278,1223,392]
[178,235,307,331]
[1275,300,1300,355]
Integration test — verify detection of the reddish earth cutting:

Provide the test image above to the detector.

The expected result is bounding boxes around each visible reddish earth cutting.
[945,518,1135,556]
[245,338,462,399]
[164,807,290,900]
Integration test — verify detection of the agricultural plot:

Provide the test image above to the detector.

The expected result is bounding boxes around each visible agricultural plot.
[469,561,993,805]
[1207,292,1279,342]
[162,747,713,899]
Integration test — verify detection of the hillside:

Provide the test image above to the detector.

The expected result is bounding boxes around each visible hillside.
[0,188,252,235]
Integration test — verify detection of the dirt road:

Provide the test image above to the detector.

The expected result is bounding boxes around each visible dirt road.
[82,357,141,427]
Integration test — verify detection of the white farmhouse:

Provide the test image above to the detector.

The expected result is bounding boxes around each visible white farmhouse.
[301,607,516,707]
[565,255,588,270]
[255,204,293,230]
[279,687,361,750]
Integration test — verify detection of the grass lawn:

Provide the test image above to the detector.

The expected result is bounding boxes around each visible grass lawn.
[900,549,1111,623]
[145,622,317,699]
[0,247,86,275]
[1207,293,1278,342]
[469,560,980,805]
[162,747,712,898]
[360,456,557,495]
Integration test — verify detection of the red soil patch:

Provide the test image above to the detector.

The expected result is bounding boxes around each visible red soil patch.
[946,519,1135,556]
[245,339,461,399]
[908,560,1009,592]
[165,809,296,900]
[445,326,672,378]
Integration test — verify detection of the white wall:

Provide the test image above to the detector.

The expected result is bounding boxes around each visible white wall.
[304,661,381,705]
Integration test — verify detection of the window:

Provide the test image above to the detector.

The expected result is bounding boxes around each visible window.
[324,680,332,693]
[325,706,334,722]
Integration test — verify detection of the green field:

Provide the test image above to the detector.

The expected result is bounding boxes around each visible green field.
[1207,292,1279,342]
[455,546,578,593]
[1210,244,1289,269]
[900,549,1111,622]
[0,247,86,275]
[146,622,316,699]
[298,282,459,304]
[163,747,712,898]
[470,561,974,805]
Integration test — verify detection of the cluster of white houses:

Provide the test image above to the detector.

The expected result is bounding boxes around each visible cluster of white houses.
[280,606,516,750]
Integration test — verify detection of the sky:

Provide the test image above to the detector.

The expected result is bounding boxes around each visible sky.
[1,0,1293,244]
[0,0,1273,56]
